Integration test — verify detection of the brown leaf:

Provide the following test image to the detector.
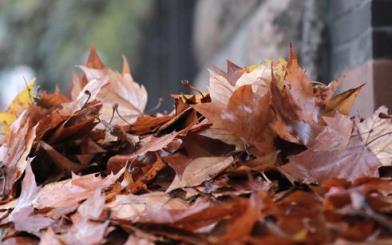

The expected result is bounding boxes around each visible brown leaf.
[107,192,188,222]
[309,112,353,151]
[70,46,106,99]
[324,83,365,115]
[269,59,319,145]
[47,103,100,144]
[163,153,192,177]
[156,107,198,136]
[32,169,123,209]
[9,163,53,233]
[356,106,392,165]
[1,111,37,197]
[107,131,179,172]
[125,114,173,135]
[86,46,105,70]
[173,198,248,232]
[167,156,233,192]
[281,132,381,183]
[221,192,265,241]
[60,191,108,245]
[76,66,147,126]
[226,60,243,82]
[195,85,275,155]
[313,80,340,105]
[127,153,167,193]
[207,66,235,105]
[40,228,62,245]
[37,90,70,109]
[40,141,82,173]
[122,55,131,75]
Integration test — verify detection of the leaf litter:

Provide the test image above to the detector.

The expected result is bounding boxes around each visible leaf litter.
[0,47,391,244]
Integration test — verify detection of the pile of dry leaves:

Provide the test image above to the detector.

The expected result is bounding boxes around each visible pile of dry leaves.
[0,47,391,244]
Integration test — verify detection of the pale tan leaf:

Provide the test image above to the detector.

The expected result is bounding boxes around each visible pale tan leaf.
[107,192,188,222]
[1,110,37,196]
[325,84,365,115]
[33,169,123,209]
[356,106,392,165]
[9,163,53,233]
[167,156,233,192]
[208,67,234,105]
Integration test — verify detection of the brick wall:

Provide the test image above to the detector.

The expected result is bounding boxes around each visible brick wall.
[328,0,392,115]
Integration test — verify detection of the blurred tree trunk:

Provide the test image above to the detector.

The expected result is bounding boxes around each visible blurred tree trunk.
[136,0,198,111]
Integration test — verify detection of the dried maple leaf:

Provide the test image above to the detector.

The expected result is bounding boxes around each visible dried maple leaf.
[126,153,167,193]
[47,101,101,144]
[269,49,320,145]
[9,163,53,234]
[32,169,123,209]
[1,111,37,197]
[207,58,286,107]
[40,141,82,173]
[221,191,265,241]
[0,46,390,244]
[172,198,249,232]
[324,83,365,115]
[66,49,147,126]
[235,59,287,90]
[71,46,105,99]
[226,60,243,82]
[313,80,340,105]
[107,131,179,172]
[195,85,275,155]
[75,66,147,126]
[61,190,108,245]
[163,153,192,177]
[125,114,173,135]
[207,66,235,106]
[40,228,62,245]
[356,106,392,165]
[37,90,69,109]
[281,131,381,183]
[124,235,155,245]
[309,112,353,151]
[167,156,233,192]
[107,192,188,222]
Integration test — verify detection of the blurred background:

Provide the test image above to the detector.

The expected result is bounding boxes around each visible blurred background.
[0,0,391,114]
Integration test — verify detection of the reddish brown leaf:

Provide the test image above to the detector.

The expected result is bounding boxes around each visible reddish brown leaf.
[281,132,382,183]
[309,112,353,151]
[125,114,173,135]
[195,85,275,155]
[221,192,264,241]
[163,153,192,177]
[127,153,167,193]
